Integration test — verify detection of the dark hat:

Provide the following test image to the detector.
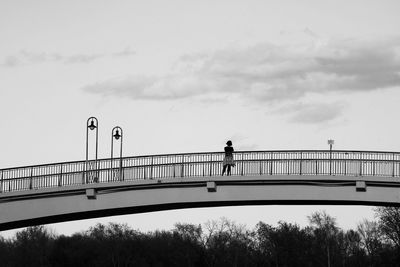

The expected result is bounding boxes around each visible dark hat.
[226,140,232,146]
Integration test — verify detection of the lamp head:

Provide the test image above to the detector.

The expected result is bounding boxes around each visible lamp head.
[88,120,97,130]
[113,129,121,140]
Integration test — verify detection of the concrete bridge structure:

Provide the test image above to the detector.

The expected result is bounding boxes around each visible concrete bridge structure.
[1,150,400,231]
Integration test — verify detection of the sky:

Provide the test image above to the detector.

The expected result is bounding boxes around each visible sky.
[1,0,400,237]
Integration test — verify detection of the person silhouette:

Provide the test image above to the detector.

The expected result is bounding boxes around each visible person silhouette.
[222,140,235,176]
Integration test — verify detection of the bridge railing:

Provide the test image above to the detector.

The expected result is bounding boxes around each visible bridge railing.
[1,150,400,193]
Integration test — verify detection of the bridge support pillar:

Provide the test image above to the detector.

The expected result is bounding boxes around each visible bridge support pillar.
[207,181,217,192]
[356,181,367,192]
[86,188,97,199]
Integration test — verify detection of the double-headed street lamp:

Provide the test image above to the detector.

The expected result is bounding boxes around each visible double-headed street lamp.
[86,117,99,183]
[111,126,123,181]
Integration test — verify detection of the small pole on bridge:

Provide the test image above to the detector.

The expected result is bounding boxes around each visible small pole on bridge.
[328,139,334,175]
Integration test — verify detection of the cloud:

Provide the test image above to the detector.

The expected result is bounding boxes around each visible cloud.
[277,102,346,124]
[64,53,103,64]
[1,50,103,66]
[83,74,210,100]
[82,36,400,105]
[1,47,135,67]
[113,47,135,57]
[3,56,21,67]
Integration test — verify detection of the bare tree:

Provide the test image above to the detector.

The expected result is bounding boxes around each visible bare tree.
[357,220,382,255]
[374,207,400,248]
[308,210,338,267]
[203,217,253,267]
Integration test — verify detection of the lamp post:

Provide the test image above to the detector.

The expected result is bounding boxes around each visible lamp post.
[111,126,123,181]
[328,139,334,175]
[86,117,98,183]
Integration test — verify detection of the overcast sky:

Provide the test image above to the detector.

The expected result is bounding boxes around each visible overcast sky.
[1,0,400,237]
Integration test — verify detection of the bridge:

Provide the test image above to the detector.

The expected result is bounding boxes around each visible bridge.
[1,150,400,230]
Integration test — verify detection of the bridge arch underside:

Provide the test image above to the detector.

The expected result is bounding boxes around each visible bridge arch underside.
[1,175,400,231]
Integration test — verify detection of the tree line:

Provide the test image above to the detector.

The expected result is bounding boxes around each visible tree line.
[1,207,400,267]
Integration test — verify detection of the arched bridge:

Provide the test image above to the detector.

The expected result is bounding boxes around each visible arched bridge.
[1,150,400,230]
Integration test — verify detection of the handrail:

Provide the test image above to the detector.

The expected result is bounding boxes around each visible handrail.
[1,149,400,172]
[1,150,400,193]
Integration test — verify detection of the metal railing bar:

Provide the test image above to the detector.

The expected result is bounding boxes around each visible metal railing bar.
[2,150,400,172]
[1,150,400,193]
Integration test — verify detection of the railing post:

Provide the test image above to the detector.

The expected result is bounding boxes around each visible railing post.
[270,152,273,175]
[150,157,154,179]
[58,164,63,187]
[120,157,124,181]
[392,153,395,177]
[0,170,3,193]
[299,152,302,175]
[360,152,363,176]
[398,154,400,178]
[398,155,400,178]
[287,154,290,175]
[181,155,184,177]
[373,160,375,176]
[172,159,176,178]
[189,155,192,177]
[82,162,86,184]
[143,161,147,179]
[202,154,205,177]
[241,152,244,176]
[108,159,112,182]
[29,167,33,190]
[209,154,213,177]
